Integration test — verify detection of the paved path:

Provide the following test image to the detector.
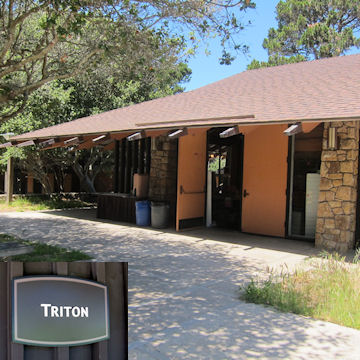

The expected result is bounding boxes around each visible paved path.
[1,209,360,359]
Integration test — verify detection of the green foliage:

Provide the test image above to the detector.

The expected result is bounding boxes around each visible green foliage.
[1,0,255,120]
[0,196,93,212]
[0,233,92,262]
[0,48,191,192]
[247,0,360,69]
[241,252,360,330]
[247,54,306,69]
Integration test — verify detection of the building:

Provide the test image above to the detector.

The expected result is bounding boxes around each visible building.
[5,54,360,252]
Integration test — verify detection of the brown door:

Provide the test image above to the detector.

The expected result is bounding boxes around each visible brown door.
[176,128,207,230]
[241,125,288,237]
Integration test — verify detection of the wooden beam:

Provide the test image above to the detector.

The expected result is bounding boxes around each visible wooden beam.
[110,132,131,141]
[145,137,151,174]
[114,140,120,193]
[0,142,12,148]
[5,157,14,204]
[76,138,96,150]
[16,140,35,147]
[138,139,145,174]
[119,139,126,193]
[101,141,115,151]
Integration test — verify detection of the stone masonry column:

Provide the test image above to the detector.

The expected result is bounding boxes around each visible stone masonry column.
[315,121,359,252]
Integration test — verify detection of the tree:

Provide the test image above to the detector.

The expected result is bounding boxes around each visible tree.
[0,53,191,193]
[247,0,360,70]
[0,0,254,121]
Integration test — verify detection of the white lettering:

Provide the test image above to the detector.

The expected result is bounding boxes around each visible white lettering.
[51,306,59,317]
[81,307,89,318]
[63,306,72,317]
[40,304,89,318]
[72,306,80,317]
[40,304,51,317]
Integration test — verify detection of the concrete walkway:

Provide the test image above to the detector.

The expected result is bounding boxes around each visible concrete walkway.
[1,209,360,359]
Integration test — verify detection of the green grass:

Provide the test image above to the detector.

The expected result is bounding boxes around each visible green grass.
[241,251,360,330]
[0,195,93,212]
[0,233,92,262]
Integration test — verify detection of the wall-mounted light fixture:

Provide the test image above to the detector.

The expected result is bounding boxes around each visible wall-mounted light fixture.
[328,127,337,150]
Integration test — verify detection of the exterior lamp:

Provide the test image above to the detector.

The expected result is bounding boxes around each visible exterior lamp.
[64,136,83,146]
[328,127,337,150]
[219,126,239,138]
[127,131,145,141]
[16,140,35,147]
[93,134,111,143]
[168,128,188,139]
[38,138,55,149]
[283,122,303,136]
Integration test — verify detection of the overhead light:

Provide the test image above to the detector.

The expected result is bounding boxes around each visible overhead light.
[219,127,239,138]
[284,122,303,136]
[328,127,337,150]
[16,140,35,147]
[127,131,145,141]
[38,138,55,149]
[64,136,83,146]
[93,134,110,143]
[168,128,188,139]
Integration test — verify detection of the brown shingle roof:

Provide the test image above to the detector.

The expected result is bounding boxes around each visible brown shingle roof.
[12,54,360,141]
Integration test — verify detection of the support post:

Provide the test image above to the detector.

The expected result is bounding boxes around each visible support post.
[113,140,120,193]
[5,157,14,204]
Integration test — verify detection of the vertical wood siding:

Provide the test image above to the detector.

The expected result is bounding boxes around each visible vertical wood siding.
[0,262,128,360]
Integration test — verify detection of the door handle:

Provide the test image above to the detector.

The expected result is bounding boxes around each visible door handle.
[243,189,250,198]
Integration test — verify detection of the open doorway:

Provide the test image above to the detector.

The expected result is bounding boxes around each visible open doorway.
[288,124,323,239]
[207,128,244,230]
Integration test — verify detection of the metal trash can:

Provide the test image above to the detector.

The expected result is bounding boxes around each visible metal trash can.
[151,202,169,229]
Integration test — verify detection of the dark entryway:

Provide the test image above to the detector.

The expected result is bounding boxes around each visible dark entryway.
[288,124,323,239]
[207,128,244,230]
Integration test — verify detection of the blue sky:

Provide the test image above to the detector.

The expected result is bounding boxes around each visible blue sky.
[185,0,279,91]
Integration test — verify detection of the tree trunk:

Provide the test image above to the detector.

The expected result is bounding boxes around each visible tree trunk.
[72,161,96,193]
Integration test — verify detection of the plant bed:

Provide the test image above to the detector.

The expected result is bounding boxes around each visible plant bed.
[0,194,95,212]
[240,251,360,330]
[0,234,92,262]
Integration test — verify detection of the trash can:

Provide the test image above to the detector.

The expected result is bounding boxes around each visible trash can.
[151,202,170,229]
[135,200,151,226]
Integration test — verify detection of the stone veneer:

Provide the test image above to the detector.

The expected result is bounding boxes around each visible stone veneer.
[149,136,178,223]
[315,121,359,252]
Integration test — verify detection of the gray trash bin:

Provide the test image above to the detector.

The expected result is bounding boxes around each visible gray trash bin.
[151,202,170,228]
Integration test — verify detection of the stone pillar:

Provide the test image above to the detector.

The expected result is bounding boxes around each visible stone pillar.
[315,121,359,252]
[149,136,178,223]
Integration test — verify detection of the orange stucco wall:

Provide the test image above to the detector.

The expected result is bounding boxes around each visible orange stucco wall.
[241,124,288,237]
[176,128,207,230]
